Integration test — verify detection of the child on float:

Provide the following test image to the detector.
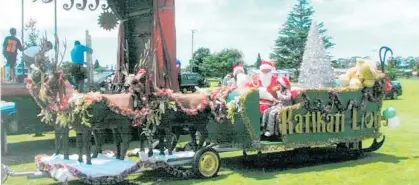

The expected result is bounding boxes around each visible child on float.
[261,76,292,137]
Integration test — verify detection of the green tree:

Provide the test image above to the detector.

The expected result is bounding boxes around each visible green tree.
[255,53,262,68]
[270,0,335,78]
[24,18,40,48]
[189,47,211,74]
[61,61,74,81]
[405,56,415,69]
[331,58,352,68]
[201,48,244,78]
[184,63,193,72]
[94,59,101,69]
[414,57,419,76]
[414,57,419,70]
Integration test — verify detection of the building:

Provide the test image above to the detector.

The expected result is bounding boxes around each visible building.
[247,69,294,78]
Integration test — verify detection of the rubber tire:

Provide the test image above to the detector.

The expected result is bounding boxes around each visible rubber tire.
[242,150,251,162]
[192,147,221,178]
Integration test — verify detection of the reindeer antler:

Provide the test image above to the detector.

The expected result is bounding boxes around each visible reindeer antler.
[50,34,68,72]
[137,39,158,71]
[33,31,50,73]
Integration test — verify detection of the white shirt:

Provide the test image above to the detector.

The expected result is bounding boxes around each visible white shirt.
[24,46,41,58]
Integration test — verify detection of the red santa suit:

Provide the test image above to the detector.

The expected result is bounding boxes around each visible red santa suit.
[254,60,281,113]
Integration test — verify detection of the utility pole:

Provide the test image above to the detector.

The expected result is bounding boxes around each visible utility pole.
[21,0,25,78]
[86,30,93,89]
[54,0,58,68]
[191,29,197,60]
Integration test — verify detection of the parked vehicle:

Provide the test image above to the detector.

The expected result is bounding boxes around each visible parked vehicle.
[207,77,222,87]
[1,101,17,155]
[180,72,207,92]
[385,81,402,99]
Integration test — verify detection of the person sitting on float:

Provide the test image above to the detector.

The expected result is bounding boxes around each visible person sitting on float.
[261,76,292,137]
[222,73,234,87]
[231,64,250,90]
[250,60,280,114]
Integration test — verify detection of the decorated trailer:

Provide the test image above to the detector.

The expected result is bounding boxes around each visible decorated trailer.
[1,42,399,184]
[0,70,396,184]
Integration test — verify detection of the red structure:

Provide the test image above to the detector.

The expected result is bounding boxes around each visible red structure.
[111,0,179,92]
[153,0,178,91]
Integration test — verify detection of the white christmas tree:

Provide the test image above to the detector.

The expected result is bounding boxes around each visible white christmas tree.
[298,20,335,88]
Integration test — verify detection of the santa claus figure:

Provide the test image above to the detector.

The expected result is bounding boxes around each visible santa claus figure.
[254,60,280,113]
[232,64,248,89]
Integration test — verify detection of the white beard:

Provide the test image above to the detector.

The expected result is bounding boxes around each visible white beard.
[235,73,247,88]
[260,73,272,87]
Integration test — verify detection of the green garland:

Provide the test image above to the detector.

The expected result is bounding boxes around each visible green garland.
[59,97,94,127]
[37,109,54,124]
[238,88,259,143]
[227,101,236,124]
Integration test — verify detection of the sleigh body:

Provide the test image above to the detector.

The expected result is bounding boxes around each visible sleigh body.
[206,77,388,153]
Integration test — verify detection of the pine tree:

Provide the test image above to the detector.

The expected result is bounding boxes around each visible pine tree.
[270,0,334,78]
[94,59,101,69]
[298,20,335,88]
[24,18,40,48]
[255,53,262,68]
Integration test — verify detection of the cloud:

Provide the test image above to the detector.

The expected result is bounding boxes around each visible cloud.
[316,0,419,59]
[175,0,295,65]
[328,0,419,30]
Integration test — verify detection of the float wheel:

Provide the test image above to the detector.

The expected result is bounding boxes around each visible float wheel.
[192,147,221,178]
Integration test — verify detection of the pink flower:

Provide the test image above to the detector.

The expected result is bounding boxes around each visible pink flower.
[291,89,302,99]
[133,119,143,127]
[59,104,66,111]
[25,77,33,84]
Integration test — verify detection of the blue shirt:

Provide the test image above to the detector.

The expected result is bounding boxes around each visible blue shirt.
[176,59,181,68]
[71,45,90,64]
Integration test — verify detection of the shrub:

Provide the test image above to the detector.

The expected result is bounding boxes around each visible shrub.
[404,71,413,79]
[386,67,398,81]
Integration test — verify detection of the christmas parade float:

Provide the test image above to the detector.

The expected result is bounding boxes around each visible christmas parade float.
[1,0,401,184]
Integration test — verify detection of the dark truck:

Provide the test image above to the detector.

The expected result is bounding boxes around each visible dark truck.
[385,81,403,99]
[180,72,207,93]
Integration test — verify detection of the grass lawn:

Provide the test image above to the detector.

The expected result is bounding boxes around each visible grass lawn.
[2,79,419,185]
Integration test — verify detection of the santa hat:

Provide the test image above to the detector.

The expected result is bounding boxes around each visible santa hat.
[233,64,244,76]
[278,76,291,89]
[260,60,275,71]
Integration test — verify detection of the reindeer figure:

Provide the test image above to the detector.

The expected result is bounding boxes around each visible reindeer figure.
[25,33,71,159]
[123,40,214,157]
[27,34,137,165]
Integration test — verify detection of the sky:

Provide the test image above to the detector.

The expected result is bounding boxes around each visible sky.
[1,0,419,68]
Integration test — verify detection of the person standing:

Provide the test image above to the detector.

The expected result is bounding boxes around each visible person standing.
[70,40,93,92]
[176,59,182,90]
[23,41,53,69]
[2,28,23,82]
